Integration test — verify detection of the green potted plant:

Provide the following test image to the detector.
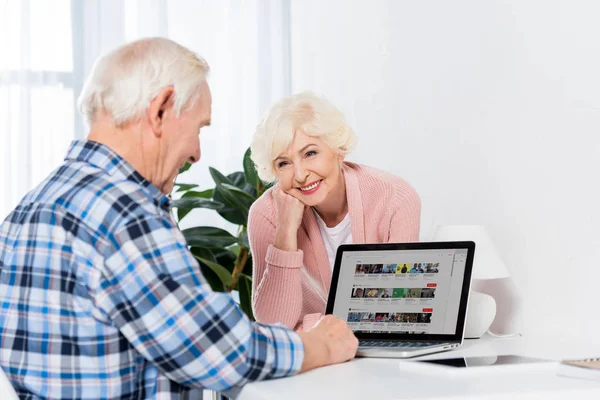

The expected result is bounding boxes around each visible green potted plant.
[172,149,271,320]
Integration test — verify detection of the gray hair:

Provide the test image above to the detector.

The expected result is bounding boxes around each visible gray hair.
[78,37,210,127]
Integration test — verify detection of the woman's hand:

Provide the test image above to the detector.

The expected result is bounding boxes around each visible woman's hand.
[273,186,305,251]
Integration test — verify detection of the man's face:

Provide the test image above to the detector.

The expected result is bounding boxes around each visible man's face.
[156,81,212,194]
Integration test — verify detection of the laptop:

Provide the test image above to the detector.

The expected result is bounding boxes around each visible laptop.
[326,241,475,358]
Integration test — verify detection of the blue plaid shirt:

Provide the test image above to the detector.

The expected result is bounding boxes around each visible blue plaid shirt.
[0,140,303,399]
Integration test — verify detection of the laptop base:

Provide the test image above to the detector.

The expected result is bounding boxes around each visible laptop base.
[357,342,460,358]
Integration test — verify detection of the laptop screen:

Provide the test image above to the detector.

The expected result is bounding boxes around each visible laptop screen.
[330,246,470,336]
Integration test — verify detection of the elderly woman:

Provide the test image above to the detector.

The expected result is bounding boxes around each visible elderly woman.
[248,91,421,331]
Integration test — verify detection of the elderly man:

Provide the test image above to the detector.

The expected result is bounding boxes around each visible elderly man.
[0,38,357,399]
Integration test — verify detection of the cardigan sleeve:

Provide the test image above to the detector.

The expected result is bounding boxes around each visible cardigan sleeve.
[387,179,421,242]
[248,204,305,330]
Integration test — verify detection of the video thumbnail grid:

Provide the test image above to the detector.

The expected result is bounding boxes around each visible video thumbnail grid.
[351,287,436,299]
[355,263,440,275]
[347,312,432,324]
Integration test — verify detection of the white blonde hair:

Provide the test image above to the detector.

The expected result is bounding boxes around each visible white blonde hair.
[78,37,209,127]
[251,91,357,182]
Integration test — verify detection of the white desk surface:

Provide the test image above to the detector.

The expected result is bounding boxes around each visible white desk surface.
[238,334,600,400]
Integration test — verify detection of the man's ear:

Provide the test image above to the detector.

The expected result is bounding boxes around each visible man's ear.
[148,86,175,137]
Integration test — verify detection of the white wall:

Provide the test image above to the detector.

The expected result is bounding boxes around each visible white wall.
[291,0,600,340]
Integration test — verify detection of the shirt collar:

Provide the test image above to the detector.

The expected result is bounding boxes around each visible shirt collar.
[65,140,172,210]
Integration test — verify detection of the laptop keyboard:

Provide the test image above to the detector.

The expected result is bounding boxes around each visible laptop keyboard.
[359,340,443,348]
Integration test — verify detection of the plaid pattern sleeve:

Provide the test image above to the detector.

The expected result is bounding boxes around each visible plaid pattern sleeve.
[0,140,303,399]
[97,213,304,392]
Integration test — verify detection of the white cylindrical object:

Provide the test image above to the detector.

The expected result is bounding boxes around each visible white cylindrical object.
[464,290,497,339]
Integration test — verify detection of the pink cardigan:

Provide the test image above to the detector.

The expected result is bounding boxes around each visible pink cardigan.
[248,162,421,331]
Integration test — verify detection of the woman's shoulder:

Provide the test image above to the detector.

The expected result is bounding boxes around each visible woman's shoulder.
[249,185,277,223]
[345,162,420,204]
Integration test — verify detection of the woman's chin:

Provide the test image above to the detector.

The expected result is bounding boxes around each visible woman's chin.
[297,191,327,207]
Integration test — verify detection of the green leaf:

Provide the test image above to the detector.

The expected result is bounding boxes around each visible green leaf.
[220,184,254,209]
[174,190,218,221]
[222,183,254,200]
[214,184,253,227]
[183,189,214,199]
[172,197,224,210]
[213,192,248,225]
[228,244,241,257]
[209,166,232,187]
[179,162,192,174]
[182,227,238,248]
[195,255,233,287]
[243,252,253,277]
[178,207,192,223]
[238,274,254,321]
[191,247,225,292]
[227,171,246,188]
[191,246,216,262]
[209,168,247,224]
[174,183,198,192]
[208,168,256,225]
[243,148,260,190]
[229,171,257,198]
[213,248,237,274]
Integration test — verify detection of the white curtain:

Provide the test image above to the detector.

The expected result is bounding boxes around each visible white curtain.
[0,0,76,219]
[0,0,291,227]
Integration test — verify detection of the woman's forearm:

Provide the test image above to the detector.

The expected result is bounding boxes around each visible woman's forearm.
[253,260,303,329]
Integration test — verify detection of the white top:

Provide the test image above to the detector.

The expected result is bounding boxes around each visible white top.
[313,209,353,270]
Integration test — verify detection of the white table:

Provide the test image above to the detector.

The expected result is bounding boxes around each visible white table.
[238,334,600,399]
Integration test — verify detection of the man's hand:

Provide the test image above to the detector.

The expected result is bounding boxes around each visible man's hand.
[297,315,358,373]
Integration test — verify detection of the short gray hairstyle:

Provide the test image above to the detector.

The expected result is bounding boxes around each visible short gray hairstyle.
[251,91,357,182]
[78,37,210,127]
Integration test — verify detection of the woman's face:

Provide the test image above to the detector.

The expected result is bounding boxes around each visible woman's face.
[274,129,344,207]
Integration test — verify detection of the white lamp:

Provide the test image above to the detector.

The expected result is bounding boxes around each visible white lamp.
[433,225,509,339]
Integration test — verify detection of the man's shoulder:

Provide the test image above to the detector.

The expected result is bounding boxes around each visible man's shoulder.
[30,161,162,236]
